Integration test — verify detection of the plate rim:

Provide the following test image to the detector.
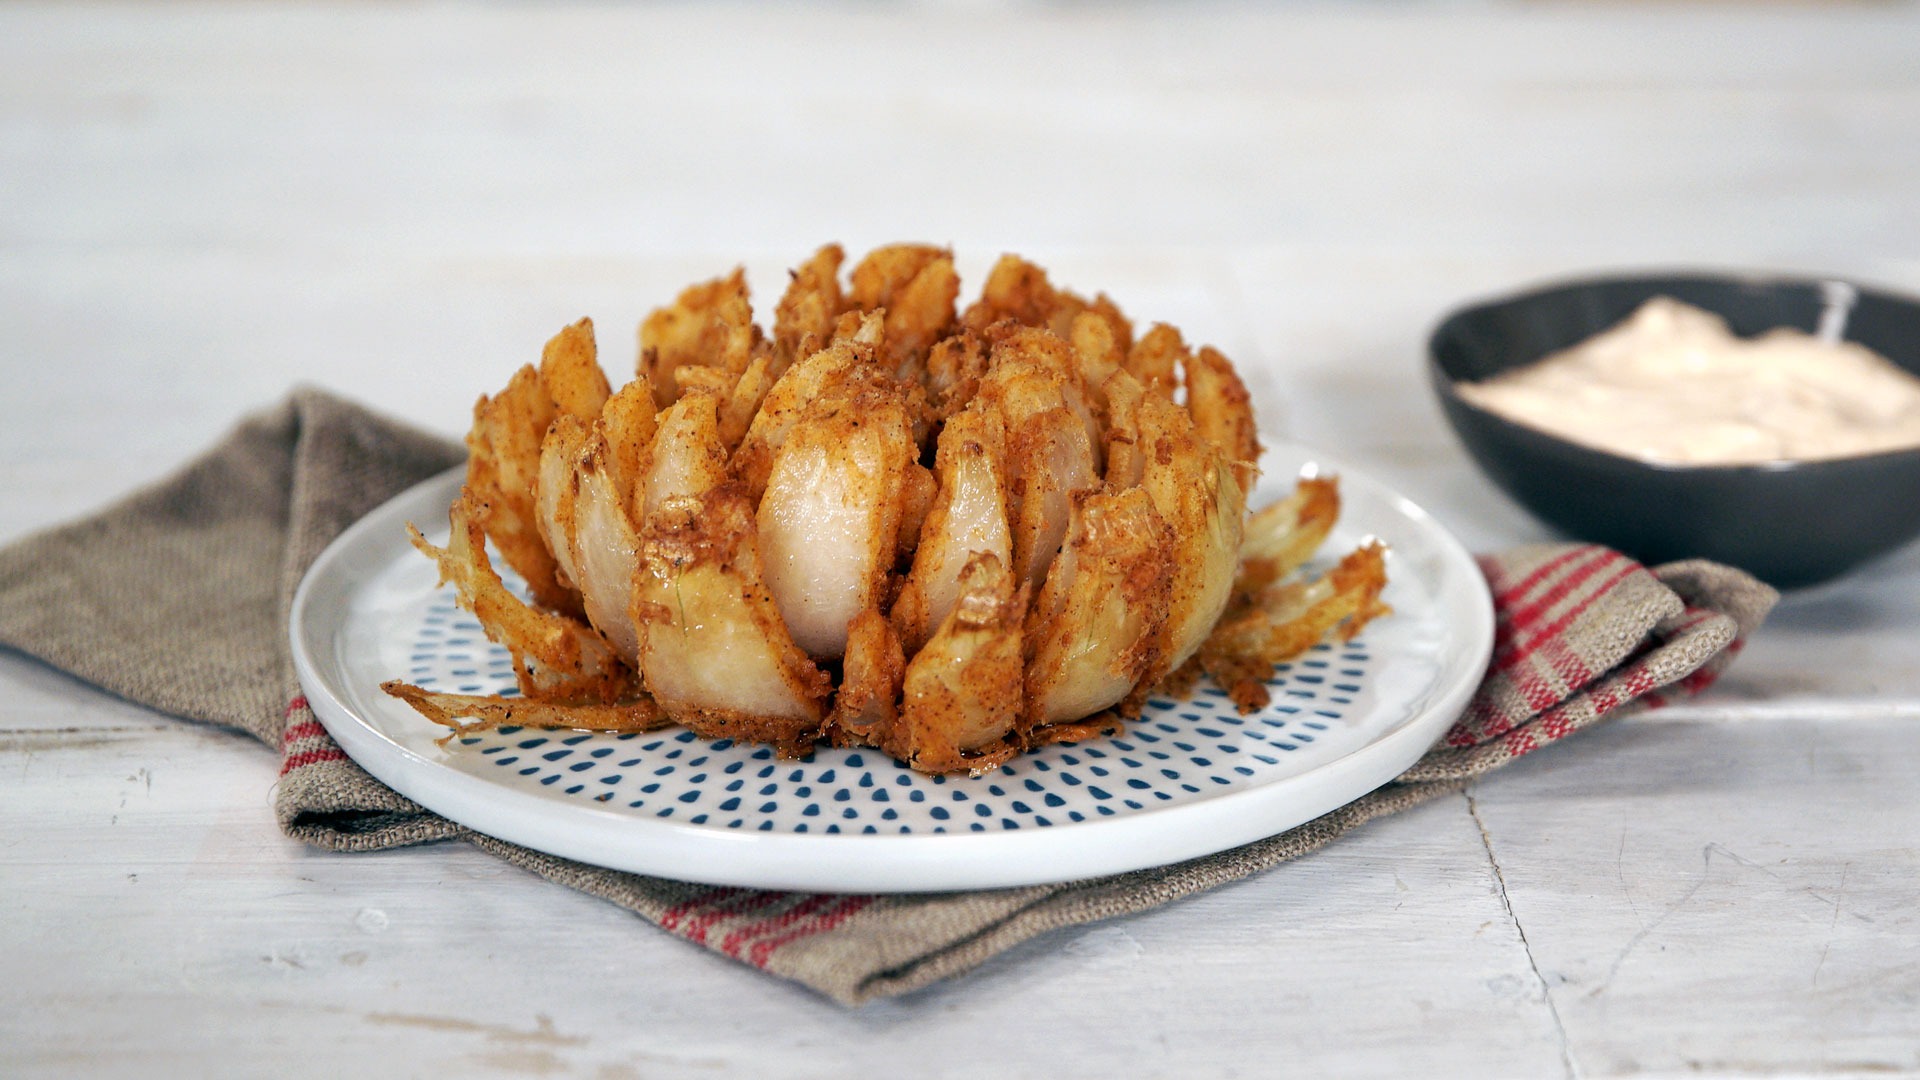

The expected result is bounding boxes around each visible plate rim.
[290,444,1494,893]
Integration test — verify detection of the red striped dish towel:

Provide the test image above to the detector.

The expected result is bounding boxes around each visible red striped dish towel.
[0,391,1775,1005]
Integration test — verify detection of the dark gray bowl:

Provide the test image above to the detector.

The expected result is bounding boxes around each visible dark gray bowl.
[1429,272,1920,589]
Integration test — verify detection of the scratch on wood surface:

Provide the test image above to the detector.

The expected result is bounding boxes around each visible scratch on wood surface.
[1465,786,1578,1080]
[1590,844,1716,1001]
[474,1047,569,1076]
[1681,1056,1910,1075]
[1812,863,1850,989]
[1591,840,1861,1003]
[262,947,307,971]
[0,724,176,740]
[590,1049,732,1075]
[2,733,125,753]
[363,1011,587,1049]
[1615,829,1643,927]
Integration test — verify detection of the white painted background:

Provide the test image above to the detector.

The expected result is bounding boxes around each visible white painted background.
[4,3,1918,1076]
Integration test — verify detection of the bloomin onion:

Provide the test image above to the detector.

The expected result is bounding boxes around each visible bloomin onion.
[383,245,1388,774]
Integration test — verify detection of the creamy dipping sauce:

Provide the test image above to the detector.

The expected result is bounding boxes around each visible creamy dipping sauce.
[1457,296,1920,465]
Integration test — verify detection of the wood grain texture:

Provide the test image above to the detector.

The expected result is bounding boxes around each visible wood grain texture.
[3,1,1919,1075]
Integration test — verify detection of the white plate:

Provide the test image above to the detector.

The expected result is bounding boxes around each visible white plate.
[291,444,1493,893]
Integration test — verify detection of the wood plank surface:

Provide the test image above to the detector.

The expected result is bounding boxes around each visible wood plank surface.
[4,2,1918,1075]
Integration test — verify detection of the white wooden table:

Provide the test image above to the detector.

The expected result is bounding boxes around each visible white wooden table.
[5,3,1919,1075]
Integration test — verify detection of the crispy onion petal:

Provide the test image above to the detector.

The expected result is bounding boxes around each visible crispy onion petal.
[892,397,1013,655]
[1107,371,1247,673]
[756,374,916,660]
[540,317,613,424]
[632,485,831,756]
[1184,344,1262,495]
[533,377,658,668]
[849,243,960,375]
[533,414,590,594]
[408,490,630,704]
[773,243,847,367]
[1189,539,1392,713]
[381,681,669,741]
[639,269,756,411]
[732,335,877,500]
[466,364,576,616]
[1024,487,1175,730]
[1125,322,1185,399]
[977,352,1099,595]
[828,609,906,744]
[1237,474,1341,597]
[884,552,1028,775]
[566,435,642,665]
[641,391,731,519]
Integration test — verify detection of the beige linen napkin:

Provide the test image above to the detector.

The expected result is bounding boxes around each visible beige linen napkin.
[0,390,1775,1005]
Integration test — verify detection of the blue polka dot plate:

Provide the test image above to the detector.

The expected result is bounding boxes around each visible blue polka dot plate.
[291,442,1493,893]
